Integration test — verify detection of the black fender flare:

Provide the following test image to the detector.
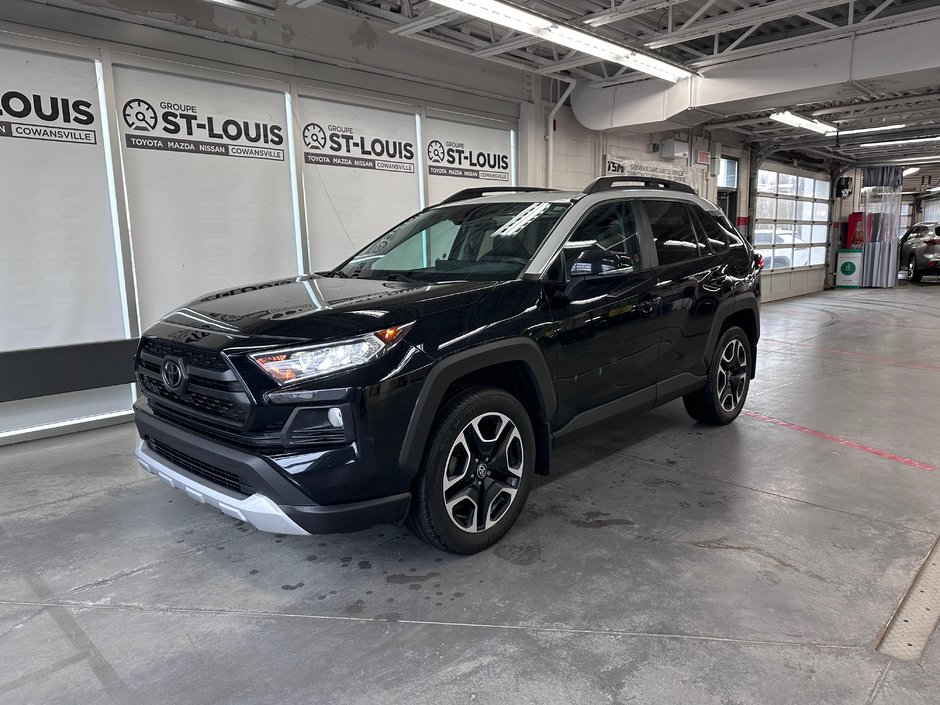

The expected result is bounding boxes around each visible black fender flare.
[398,338,556,476]
[703,294,760,370]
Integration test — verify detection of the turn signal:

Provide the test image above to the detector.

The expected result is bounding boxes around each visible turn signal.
[375,323,413,345]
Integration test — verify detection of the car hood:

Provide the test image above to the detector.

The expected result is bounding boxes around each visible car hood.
[158,275,496,344]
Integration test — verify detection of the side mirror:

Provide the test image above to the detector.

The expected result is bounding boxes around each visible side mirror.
[569,249,634,277]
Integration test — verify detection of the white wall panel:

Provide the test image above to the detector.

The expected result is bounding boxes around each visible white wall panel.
[113,65,299,329]
[0,45,125,351]
[297,93,421,269]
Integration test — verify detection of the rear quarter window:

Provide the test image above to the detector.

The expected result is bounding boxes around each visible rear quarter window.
[693,207,746,254]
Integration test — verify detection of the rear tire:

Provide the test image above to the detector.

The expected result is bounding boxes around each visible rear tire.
[407,386,535,554]
[909,255,923,283]
[684,326,752,425]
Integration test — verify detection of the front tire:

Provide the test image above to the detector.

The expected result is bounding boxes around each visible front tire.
[909,255,923,283]
[407,386,535,554]
[684,326,752,425]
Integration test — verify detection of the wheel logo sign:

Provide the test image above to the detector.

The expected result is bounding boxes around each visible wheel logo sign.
[303,123,327,150]
[840,261,856,276]
[122,98,158,132]
[427,140,445,164]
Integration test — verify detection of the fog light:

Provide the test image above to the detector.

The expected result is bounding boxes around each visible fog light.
[327,407,344,428]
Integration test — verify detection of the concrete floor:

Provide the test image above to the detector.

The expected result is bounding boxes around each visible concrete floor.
[3,283,940,705]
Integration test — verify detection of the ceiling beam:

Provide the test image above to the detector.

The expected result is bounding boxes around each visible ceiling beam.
[473,34,539,58]
[536,53,596,74]
[861,0,898,23]
[643,0,850,50]
[680,0,717,31]
[687,5,940,68]
[771,125,940,149]
[798,12,839,30]
[811,93,940,116]
[723,23,761,53]
[387,8,460,36]
[582,0,694,28]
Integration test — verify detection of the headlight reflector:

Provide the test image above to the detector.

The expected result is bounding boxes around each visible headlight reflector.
[250,323,412,384]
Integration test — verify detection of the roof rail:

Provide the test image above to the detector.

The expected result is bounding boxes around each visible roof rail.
[583,176,695,195]
[437,186,560,205]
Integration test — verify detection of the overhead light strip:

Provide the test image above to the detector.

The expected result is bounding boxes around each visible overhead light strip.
[201,0,277,17]
[430,0,693,82]
[832,123,906,136]
[859,136,940,148]
[769,111,835,135]
[902,167,920,177]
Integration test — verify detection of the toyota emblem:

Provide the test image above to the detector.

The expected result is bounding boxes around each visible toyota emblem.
[161,358,184,391]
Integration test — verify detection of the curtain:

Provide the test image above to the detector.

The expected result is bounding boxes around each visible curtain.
[859,166,902,288]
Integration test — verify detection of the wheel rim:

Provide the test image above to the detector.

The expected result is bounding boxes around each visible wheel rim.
[442,412,524,533]
[909,258,916,279]
[716,338,749,413]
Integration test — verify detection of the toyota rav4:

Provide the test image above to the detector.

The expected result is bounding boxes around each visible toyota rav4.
[134,177,761,554]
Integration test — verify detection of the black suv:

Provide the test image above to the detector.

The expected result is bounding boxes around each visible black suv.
[134,177,761,554]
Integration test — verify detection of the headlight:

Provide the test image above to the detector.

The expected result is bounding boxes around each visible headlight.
[250,323,413,385]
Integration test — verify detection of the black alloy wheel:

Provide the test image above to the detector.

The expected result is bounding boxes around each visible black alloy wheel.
[683,325,752,425]
[909,256,923,283]
[407,387,535,553]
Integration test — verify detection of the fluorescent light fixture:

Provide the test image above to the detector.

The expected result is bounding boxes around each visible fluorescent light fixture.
[930,186,940,193]
[903,167,920,177]
[859,136,940,148]
[769,111,835,135]
[202,0,276,17]
[430,0,692,82]
[828,123,906,136]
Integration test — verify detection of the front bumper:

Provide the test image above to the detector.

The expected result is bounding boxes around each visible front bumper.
[136,438,309,535]
[134,411,412,535]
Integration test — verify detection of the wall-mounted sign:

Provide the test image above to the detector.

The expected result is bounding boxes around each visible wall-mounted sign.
[0,45,127,352]
[604,154,708,195]
[301,112,416,173]
[696,149,711,166]
[424,117,513,203]
[298,95,422,268]
[119,95,285,161]
[0,89,97,145]
[114,66,297,328]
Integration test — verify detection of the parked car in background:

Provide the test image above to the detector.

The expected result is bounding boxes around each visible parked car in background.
[133,177,761,553]
[753,226,806,269]
[899,222,940,282]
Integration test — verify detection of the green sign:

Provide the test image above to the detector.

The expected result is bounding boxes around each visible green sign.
[840,261,857,276]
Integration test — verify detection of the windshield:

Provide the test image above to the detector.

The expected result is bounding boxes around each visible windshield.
[332,201,570,282]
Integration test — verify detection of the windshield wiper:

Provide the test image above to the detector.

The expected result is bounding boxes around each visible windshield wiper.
[324,269,349,278]
[382,273,421,283]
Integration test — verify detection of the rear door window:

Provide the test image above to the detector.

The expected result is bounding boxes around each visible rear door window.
[640,200,708,265]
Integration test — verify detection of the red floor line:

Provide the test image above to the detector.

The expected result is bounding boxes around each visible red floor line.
[760,339,940,372]
[742,410,935,472]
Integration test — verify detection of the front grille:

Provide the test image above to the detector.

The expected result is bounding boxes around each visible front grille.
[141,339,228,371]
[139,375,247,423]
[147,438,253,496]
[288,427,347,444]
[137,338,250,426]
